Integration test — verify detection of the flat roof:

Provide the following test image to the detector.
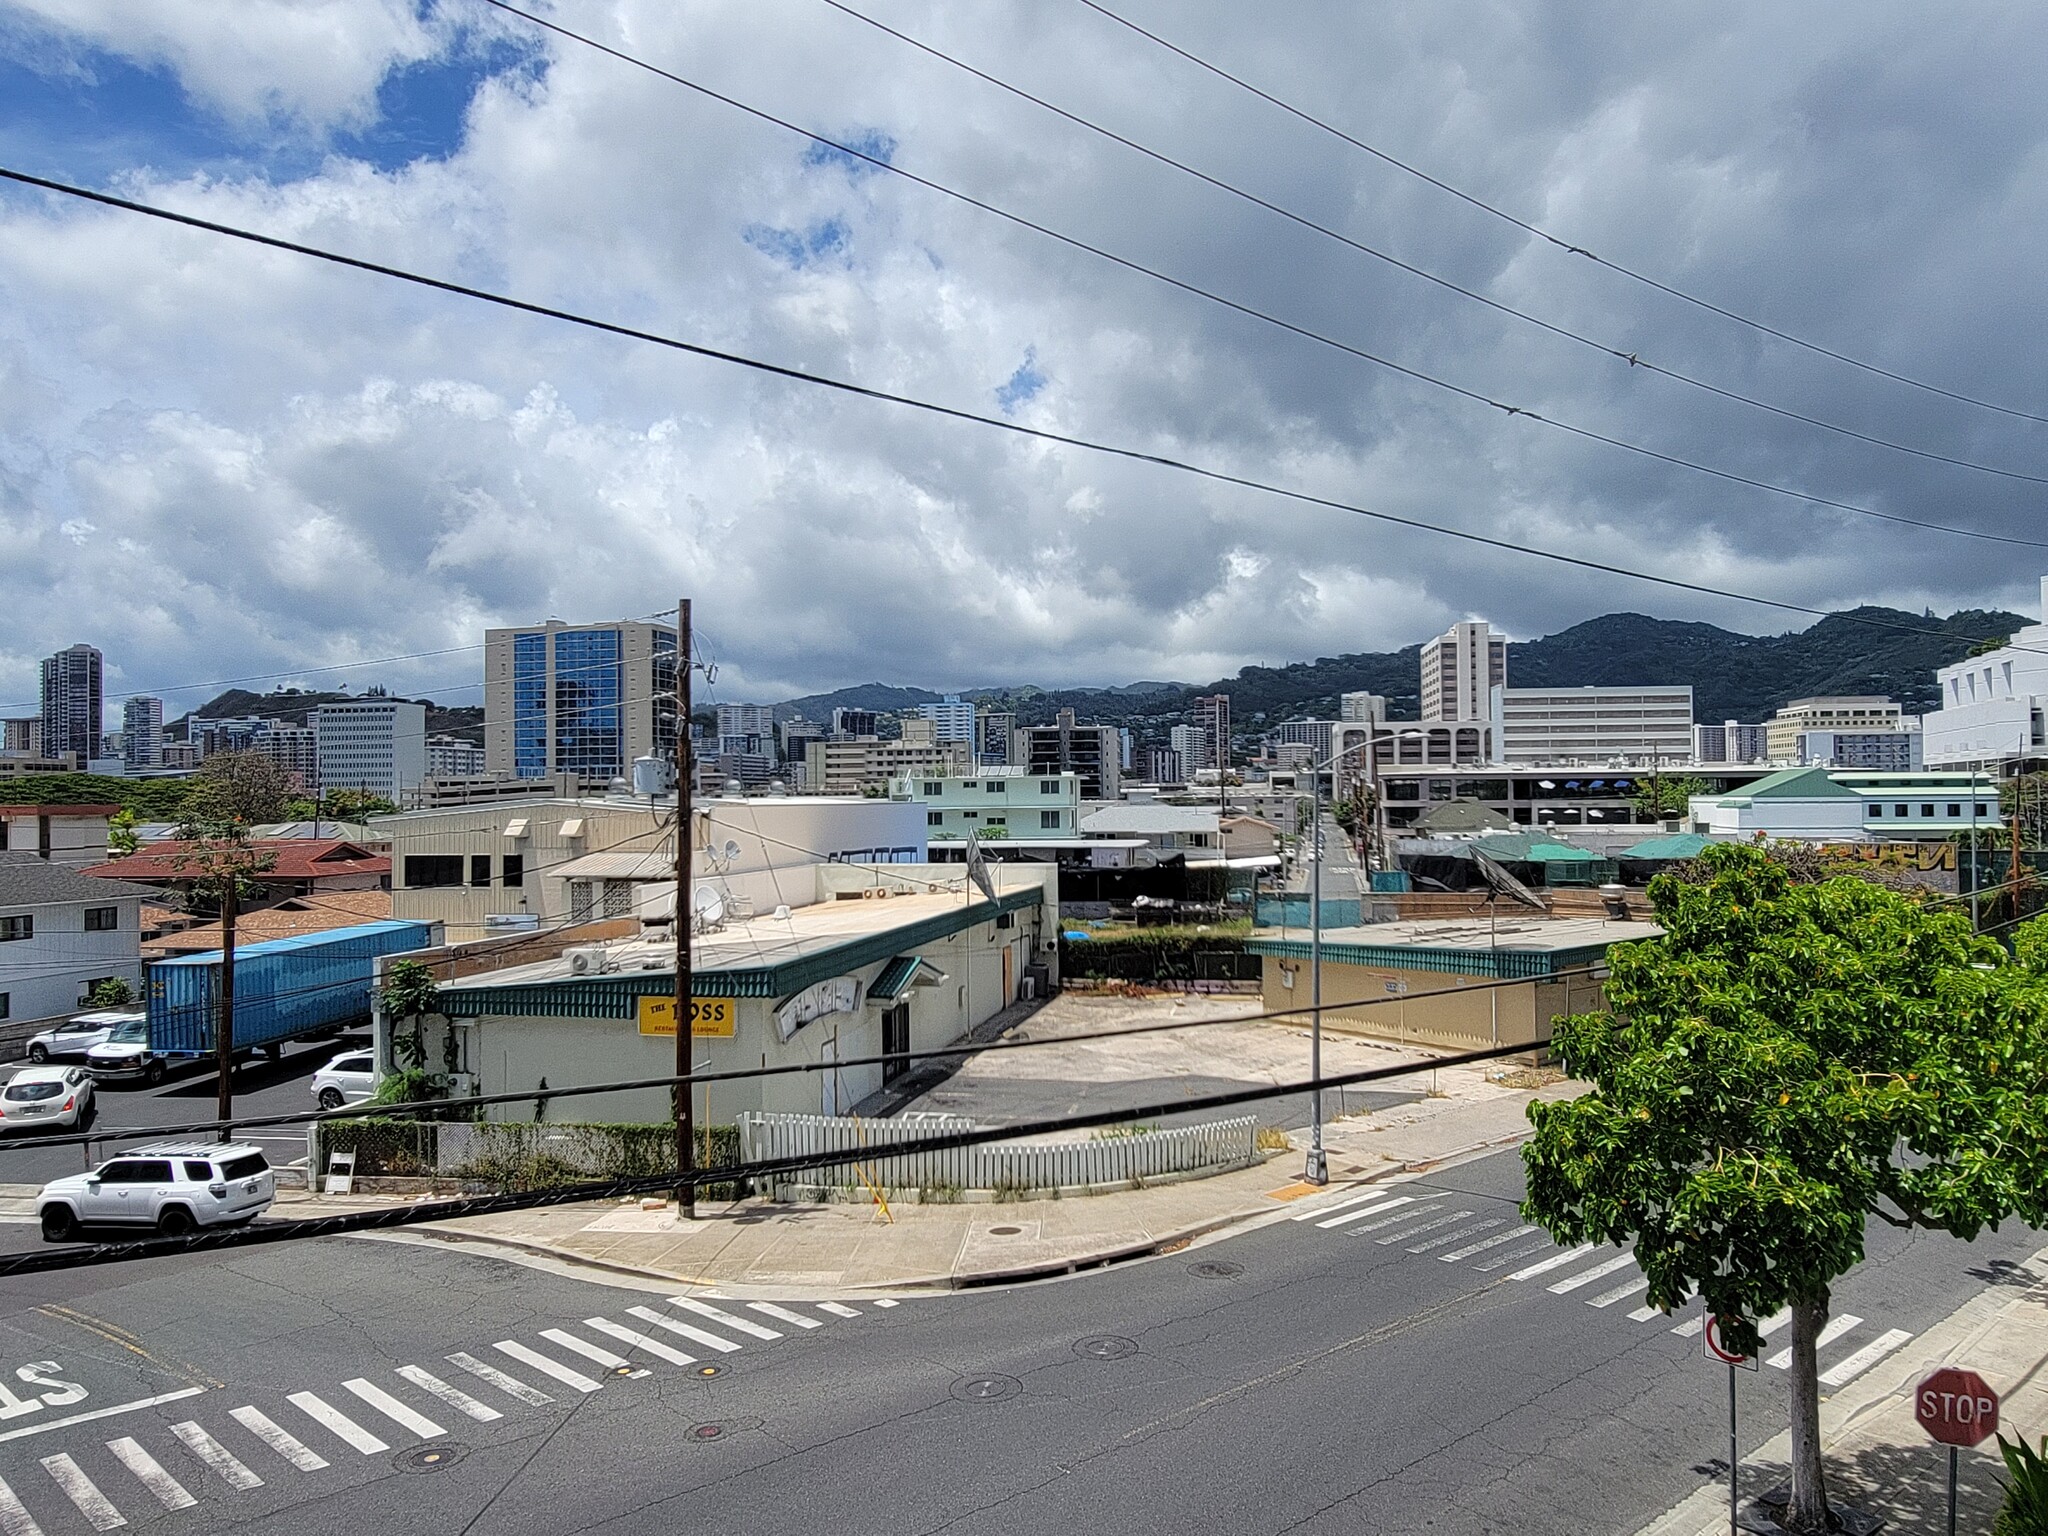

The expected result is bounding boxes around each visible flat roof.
[1248,915,1662,980]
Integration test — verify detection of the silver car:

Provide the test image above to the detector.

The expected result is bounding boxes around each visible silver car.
[0,1065,96,1132]
[24,1009,141,1064]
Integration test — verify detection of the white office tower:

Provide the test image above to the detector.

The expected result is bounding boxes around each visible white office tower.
[316,698,428,800]
[1421,621,1506,721]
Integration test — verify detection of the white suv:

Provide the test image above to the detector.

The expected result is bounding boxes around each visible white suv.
[38,1142,275,1241]
[312,1050,378,1110]
[24,1009,141,1063]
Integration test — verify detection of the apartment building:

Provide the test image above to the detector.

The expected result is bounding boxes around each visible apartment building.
[426,736,486,778]
[1013,709,1121,799]
[889,770,1081,839]
[1420,621,1506,721]
[315,698,428,801]
[484,618,678,782]
[976,711,1015,766]
[1189,694,1231,771]
[1489,685,1693,764]
[716,703,776,759]
[1693,721,1768,764]
[0,855,150,1032]
[803,736,972,795]
[40,644,102,761]
[918,695,976,745]
[121,696,163,770]
[194,717,320,788]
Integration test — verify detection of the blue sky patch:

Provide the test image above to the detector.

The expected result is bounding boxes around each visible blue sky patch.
[801,129,897,179]
[743,217,853,270]
[996,349,1047,413]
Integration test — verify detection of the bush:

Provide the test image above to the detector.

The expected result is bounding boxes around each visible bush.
[1059,928,1257,982]
[1998,1433,2048,1536]
[319,1120,746,1198]
[85,978,135,1008]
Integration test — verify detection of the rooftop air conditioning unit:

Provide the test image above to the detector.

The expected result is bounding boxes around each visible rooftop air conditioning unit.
[564,946,610,976]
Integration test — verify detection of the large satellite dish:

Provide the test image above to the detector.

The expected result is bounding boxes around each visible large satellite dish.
[1470,849,1546,913]
[692,885,727,931]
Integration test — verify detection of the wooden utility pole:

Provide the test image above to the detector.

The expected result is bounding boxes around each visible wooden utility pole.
[673,598,696,1219]
[2010,807,2025,929]
[215,880,237,1138]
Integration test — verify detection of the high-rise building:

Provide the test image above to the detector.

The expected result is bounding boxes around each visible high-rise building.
[1339,692,1388,723]
[316,698,428,800]
[1276,718,1335,763]
[1420,621,1507,721]
[40,644,102,760]
[193,717,320,788]
[918,694,976,745]
[1693,721,1768,765]
[976,711,1015,766]
[1014,709,1121,799]
[716,703,777,760]
[1169,724,1207,766]
[1764,697,1904,762]
[779,718,825,763]
[484,619,678,782]
[121,696,163,770]
[1190,694,1231,772]
[426,736,487,777]
[0,717,41,756]
[830,707,878,737]
[1147,747,1185,784]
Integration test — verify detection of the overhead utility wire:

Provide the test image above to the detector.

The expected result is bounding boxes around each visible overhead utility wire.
[474,0,2045,554]
[0,1035,1545,1277]
[1,165,2034,661]
[1076,0,2048,429]
[821,0,2047,486]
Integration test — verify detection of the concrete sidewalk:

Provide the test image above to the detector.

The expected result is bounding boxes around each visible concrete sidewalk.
[1639,1244,2048,1536]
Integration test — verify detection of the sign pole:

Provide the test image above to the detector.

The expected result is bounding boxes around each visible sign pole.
[1914,1364,1999,1536]
[1728,1362,1738,1536]
[674,597,695,1219]
[1947,1445,1957,1536]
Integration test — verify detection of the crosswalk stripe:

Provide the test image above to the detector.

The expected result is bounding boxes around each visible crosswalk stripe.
[541,1329,647,1377]
[105,1438,194,1510]
[495,1341,602,1394]
[1548,1254,1638,1294]
[1628,1303,1669,1322]
[229,1407,328,1471]
[287,1391,389,1454]
[1820,1329,1912,1388]
[1473,1240,1552,1272]
[628,1307,744,1354]
[169,1422,262,1491]
[1376,1211,1471,1245]
[816,1302,861,1319]
[342,1379,444,1440]
[670,1299,781,1340]
[447,1352,553,1407]
[0,1477,44,1536]
[583,1317,697,1368]
[1768,1315,1862,1370]
[1587,1275,1652,1309]
[1344,1201,1445,1236]
[746,1303,822,1330]
[1670,1308,1788,1338]
[396,1367,502,1423]
[1508,1244,1595,1281]
[40,1454,124,1530]
[1441,1225,1538,1263]
[1410,1218,1504,1254]
[1316,1198,1414,1231]
[871,1299,899,1309]
[1299,1190,1407,1224]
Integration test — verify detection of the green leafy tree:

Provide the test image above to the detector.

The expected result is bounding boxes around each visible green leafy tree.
[285,787,401,823]
[106,807,141,857]
[184,751,295,827]
[1523,844,2048,1534]
[380,959,441,1074]
[1630,774,1707,821]
[85,977,135,1008]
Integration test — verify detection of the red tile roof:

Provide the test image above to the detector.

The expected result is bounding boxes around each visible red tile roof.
[83,839,391,884]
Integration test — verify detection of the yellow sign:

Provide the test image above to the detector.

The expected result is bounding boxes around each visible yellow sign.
[637,996,735,1038]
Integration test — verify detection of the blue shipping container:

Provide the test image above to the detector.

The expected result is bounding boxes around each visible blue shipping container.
[147,920,436,1053]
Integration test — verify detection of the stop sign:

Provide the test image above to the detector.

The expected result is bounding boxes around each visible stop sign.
[1916,1367,1999,1448]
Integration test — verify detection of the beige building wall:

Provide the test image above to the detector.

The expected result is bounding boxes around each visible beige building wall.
[1259,954,1609,1053]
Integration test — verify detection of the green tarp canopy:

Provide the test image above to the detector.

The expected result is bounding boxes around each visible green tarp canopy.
[1618,833,1713,862]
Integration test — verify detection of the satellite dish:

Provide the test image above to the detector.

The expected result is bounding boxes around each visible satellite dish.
[1470,849,1546,913]
[721,840,742,863]
[692,886,726,931]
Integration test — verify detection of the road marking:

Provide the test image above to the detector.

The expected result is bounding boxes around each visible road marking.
[1819,1329,1912,1387]
[229,1407,328,1470]
[1473,1240,1552,1272]
[816,1302,861,1319]
[494,1341,601,1394]
[583,1318,697,1368]
[1441,1225,1538,1263]
[1768,1315,1862,1370]
[1344,1201,1445,1236]
[105,1438,195,1510]
[396,1367,502,1423]
[170,1422,262,1490]
[342,1380,444,1440]
[39,1454,124,1530]
[1587,1275,1652,1309]
[0,1477,44,1536]
[1375,1211,1471,1245]
[1410,1218,1505,1254]
[287,1391,389,1454]
[0,1388,209,1446]
[627,1307,743,1354]
[1316,1198,1415,1231]
[871,1299,898,1309]
[1548,1254,1638,1294]
[540,1329,648,1377]
[1671,1307,1789,1337]
[670,1298,781,1340]
[746,1303,822,1330]
[1508,1244,1596,1282]
[446,1353,553,1407]
[1300,1191,1408,1225]
[1628,1302,1670,1322]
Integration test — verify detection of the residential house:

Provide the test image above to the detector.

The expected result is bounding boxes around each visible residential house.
[0,853,153,1036]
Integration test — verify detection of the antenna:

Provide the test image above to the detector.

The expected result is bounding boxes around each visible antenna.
[1470,849,1546,913]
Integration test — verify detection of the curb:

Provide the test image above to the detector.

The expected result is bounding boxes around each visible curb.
[376,1224,731,1291]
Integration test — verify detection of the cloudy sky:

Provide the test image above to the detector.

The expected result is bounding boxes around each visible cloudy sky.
[1,0,2044,719]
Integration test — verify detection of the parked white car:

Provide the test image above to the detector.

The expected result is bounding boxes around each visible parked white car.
[311,1050,378,1110]
[0,1065,96,1133]
[24,1010,141,1064]
[38,1141,275,1241]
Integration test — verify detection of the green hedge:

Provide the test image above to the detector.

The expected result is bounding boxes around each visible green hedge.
[0,774,193,817]
[319,1119,745,1199]
[1059,930,1259,981]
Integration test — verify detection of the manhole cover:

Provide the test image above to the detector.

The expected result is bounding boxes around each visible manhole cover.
[950,1374,1022,1403]
[690,1422,729,1442]
[396,1444,468,1474]
[986,1225,1024,1236]
[608,1364,650,1378]
[1188,1260,1244,1279]
[1073,1335,1138,1360]
[694,1364,725,1379]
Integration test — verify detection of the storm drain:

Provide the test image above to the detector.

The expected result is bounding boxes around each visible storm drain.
[1073,1336,1138,1360]
[1188,1260,1244,1279]
[396,1444,467,1474]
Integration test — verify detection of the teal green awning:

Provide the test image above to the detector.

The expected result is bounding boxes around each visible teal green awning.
[869,954,933,999]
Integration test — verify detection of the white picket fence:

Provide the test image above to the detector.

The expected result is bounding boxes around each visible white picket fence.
[737,1110,1260,1197]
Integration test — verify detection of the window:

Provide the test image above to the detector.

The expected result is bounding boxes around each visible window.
[996,912,1015,929]
[1040,780,1060,794]
[84,906,119,932]
[221,1152,269,1179]
[1868,804,1882,818]
[985,781,1002,794]
[962,810,978,820]
[961,781,977,790]
[927,811,944,826]
[403,855,464,889]
[502,854,524,887]
[1895,804,1908,817]
[469,854,492,888]
[1040,810,1062,829]
[922,781,942,796]
[183,1161,215,1182]
[1948,804,1962,818]
[0,993,8,1020]
[0,915,29,942]
[1921,805,1935,819]
[99,1160,172,1185]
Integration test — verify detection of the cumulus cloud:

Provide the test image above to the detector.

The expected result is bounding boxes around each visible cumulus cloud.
[0,0,2043,718]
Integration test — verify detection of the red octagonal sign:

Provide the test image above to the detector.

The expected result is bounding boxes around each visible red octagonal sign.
[1916,1368,1999,1448]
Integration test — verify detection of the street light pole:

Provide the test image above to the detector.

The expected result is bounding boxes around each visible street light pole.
[1307,765,1326,1183]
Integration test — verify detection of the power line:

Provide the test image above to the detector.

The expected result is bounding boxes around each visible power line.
[1,164,2036,665]
[820,0,2048,486]
[1074,0,2048,430]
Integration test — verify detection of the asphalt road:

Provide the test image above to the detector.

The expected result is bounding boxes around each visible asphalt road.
[0,1143,2035,1535]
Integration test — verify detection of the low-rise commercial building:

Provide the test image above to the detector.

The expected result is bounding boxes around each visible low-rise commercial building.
[1687,767,1996,842]
[888,770,1080,840]
[1764,696,1906,762]
[0,854,153,1036]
